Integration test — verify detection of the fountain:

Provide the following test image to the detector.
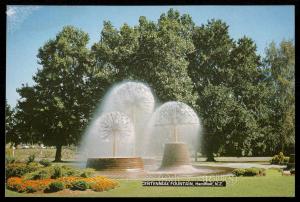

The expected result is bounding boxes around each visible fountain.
[80,81,233,177]
[82,81,154,171]
[151,101,201,173]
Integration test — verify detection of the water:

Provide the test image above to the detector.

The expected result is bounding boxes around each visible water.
[78,81,155,162]
[78,81,202,165]
[143,101,202,158]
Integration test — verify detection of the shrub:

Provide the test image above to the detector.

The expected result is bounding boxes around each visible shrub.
[45,181,65,193]
[32,170,52,180]
[232,168,245,177]
[27,154,36,164]
[39,159,52,167]
[51,166,63,179]
[22,180,43,193]
[7,176,119,194]
[89,176,119,192]
[7,177,56,193]
[25,186,36,193]
[244,168,260,176]
[23,166,52,180]
[56,176,83,188]
[270,152,290,165]
[6,177,23,192]
[5,162,40,180]
[71,180,89,191]
[232,167,265,177]
[80,168,95,178]
[290,169,295,175]
[6,156,16,164]
[61,166,81,177]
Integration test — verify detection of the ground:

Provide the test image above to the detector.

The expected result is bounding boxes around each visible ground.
[5,169,295,197]
[5,147,295,197]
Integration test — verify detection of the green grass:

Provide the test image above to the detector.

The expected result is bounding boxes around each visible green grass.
[5,169,294,197]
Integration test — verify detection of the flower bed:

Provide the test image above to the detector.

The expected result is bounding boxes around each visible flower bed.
[6,176,119,193]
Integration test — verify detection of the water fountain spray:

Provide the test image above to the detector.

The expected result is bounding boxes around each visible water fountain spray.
[96,112,134,157]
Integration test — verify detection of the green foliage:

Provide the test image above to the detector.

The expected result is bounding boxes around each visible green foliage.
[71,180,89,191]
[39,159,52,167]
[23,165,82,180]
[6,156,16,164]
[5,101,19,145]
[15,26,99,162]
[46,181,65,192]
[80,168,95,178]
[26,154,35,164]
[5,162,40,180]
[232,167,265,176]
[31,169,52,180]
[263,40,295,154]
[51,166,63,179]
[91,8,198,108]
[270,152,289,165]
[25,186,38,193]
[232,168,245,177]
[61,165,82,177]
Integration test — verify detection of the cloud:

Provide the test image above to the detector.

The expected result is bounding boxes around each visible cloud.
[7,6,40,33]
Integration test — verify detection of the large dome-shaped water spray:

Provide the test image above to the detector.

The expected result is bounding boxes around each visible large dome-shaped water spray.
[107,81,155,116]
[103,81,155,155]
[154,101,200,142]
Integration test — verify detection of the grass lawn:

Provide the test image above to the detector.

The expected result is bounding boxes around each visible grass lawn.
[5,169,294,197]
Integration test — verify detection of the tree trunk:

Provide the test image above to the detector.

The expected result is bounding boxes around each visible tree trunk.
[54,145,63,162]
[206,152,216,162]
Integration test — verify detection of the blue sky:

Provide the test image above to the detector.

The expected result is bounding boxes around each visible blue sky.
[6,5,295,107]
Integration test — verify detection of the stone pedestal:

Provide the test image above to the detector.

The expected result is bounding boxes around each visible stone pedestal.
[160,142,191,168]
[86,157,144,171]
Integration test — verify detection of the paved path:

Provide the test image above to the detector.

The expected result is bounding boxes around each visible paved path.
[194,162,285,169]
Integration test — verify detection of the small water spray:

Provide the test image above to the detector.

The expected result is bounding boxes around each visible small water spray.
[96,112,134,157]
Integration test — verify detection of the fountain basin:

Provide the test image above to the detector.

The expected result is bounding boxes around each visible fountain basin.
[86,157,144,171]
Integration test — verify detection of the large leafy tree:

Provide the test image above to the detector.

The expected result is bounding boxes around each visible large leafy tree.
[92,9,198,108]
[15,26,101,161]
[263,40,295,154]
[188,19,273,159]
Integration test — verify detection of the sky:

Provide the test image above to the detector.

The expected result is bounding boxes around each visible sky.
[6,5,295,107]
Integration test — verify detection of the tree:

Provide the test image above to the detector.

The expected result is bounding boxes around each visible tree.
[14,26,96,161]
[188,19,272,159]
[14,84,42,146]
[5,100,19,146]
[263,40,295,154]
[91,9,198,108]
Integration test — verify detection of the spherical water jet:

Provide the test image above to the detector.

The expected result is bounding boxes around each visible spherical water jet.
[102,81,155,156]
